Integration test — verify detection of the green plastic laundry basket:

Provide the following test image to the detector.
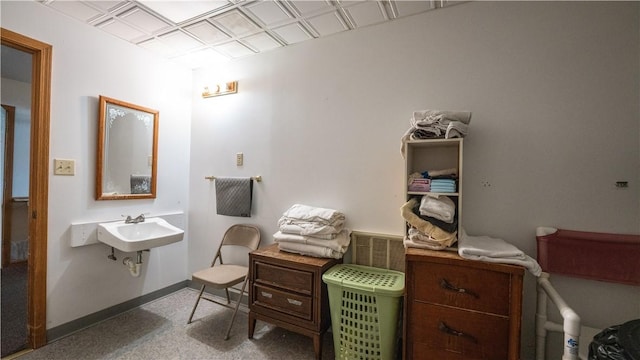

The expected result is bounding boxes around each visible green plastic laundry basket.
[322,264,405,360]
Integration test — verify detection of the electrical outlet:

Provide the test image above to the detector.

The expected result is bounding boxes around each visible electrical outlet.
[54,159,75,175]
[236,152,243,166]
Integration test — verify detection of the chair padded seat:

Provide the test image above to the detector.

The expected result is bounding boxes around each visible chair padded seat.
[192,264,248,288]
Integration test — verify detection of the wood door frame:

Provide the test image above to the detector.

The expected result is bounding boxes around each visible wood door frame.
[1,104,16,267]
[1,28,51,349]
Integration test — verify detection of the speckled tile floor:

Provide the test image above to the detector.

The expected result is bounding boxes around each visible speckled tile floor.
[16,288,335,360]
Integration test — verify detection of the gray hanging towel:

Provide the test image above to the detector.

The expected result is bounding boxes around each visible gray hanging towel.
[215,177,253,217]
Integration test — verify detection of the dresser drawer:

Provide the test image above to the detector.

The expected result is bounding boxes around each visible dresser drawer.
[412,261,511,316]
[409,302,509,359]
[254,261,314,295]
[254,284,312,321]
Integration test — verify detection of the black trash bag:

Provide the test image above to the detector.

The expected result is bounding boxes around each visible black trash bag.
[588,319,640,360]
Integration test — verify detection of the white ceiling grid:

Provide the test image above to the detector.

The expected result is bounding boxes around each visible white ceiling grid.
[40,0,464,69]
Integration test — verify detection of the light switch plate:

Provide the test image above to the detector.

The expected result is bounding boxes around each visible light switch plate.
[236,152,243,166]
[54,159,75,175]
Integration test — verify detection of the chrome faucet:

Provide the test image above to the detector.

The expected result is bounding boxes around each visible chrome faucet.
[124,213,146,224]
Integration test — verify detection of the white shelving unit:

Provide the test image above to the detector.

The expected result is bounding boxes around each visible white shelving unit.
[404,138,463,235]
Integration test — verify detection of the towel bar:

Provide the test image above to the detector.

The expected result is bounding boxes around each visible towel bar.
[205,175,262,182]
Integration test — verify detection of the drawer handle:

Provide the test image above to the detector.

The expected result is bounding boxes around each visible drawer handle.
[438,322,478,343]
[261,291,273,298]
[287,298,302,306]
[440,278,479,298]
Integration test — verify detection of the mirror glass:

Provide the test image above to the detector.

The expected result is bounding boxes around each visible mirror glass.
[96,95,158,200]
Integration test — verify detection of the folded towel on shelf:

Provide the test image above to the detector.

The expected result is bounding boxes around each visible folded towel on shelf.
[401,110,472,156]
[419,213,458,234]
[412,110,472,126]
[273,229,350,253]
[430,179,457,193]
[408,183,431,192]
[215,177,253,217]
[430,179,456,185]
[404,228,456,250]
[429,186,456,193]
[410,127,441,139]
[419,195,455,223]
[424,168,458,178]
[445,121,469,139]
[457,229,542,276]
[403,236,449,251]
[401,198,457,243]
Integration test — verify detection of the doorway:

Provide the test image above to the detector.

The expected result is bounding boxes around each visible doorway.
[1,102,30,357]
[0,28,51,354]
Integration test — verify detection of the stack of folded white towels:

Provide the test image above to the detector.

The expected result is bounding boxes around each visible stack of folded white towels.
[402,195,458,250]
[458,228,542,276]
[405,109,471,140]
[401,109,472,156]
[274,204,350,259]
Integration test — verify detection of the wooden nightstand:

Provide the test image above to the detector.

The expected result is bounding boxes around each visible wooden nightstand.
[404,247,524,360]
[248,244,341,360]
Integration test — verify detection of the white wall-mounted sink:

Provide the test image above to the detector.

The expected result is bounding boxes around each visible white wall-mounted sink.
[97,217,184,252]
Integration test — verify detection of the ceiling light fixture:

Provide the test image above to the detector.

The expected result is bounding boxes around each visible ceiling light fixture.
[202,81,238,98]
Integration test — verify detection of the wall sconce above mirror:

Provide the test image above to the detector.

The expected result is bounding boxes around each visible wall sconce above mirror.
[202,81,238,98]
[96,95,158,200]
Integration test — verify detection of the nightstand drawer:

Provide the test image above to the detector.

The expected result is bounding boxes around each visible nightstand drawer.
[410,302,509,359]
[254,284,312,321]
[254,261,313,295]
[412,261,511,316]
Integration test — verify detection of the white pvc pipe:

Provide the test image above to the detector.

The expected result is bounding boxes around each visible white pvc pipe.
[537,272,581,360]
[536,226,558,236]
[536,275,549,360]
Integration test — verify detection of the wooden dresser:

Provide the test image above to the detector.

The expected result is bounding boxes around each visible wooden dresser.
[248,244,340,360]
[404,247,524,360]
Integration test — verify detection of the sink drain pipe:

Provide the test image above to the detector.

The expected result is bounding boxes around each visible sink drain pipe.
[123,251,144,277]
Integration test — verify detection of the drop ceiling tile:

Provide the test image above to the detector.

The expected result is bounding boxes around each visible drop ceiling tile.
[47,1,104,22]
[118,7,171,34]
[172,48,230,69]
[185,21,231,44]
[307,11,347,37]
[214,41,255,58]
[245,1,292,26]
[138,38,177,57]
[287,0,333,16]
[38,0,470,69]
[345,1,386,27]
[158,30,204,52]
[242,32,282,52]
[97,19,147,41]
[90,1,129,13]
[139,0,231,23]
[394,0,435,17]
[213,9,261,37]
[272,23,311,45]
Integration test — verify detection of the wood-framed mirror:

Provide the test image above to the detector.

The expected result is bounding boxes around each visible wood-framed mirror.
[96,95,158,200]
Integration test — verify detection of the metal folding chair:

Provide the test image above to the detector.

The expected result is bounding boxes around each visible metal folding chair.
[188,224,261,340]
